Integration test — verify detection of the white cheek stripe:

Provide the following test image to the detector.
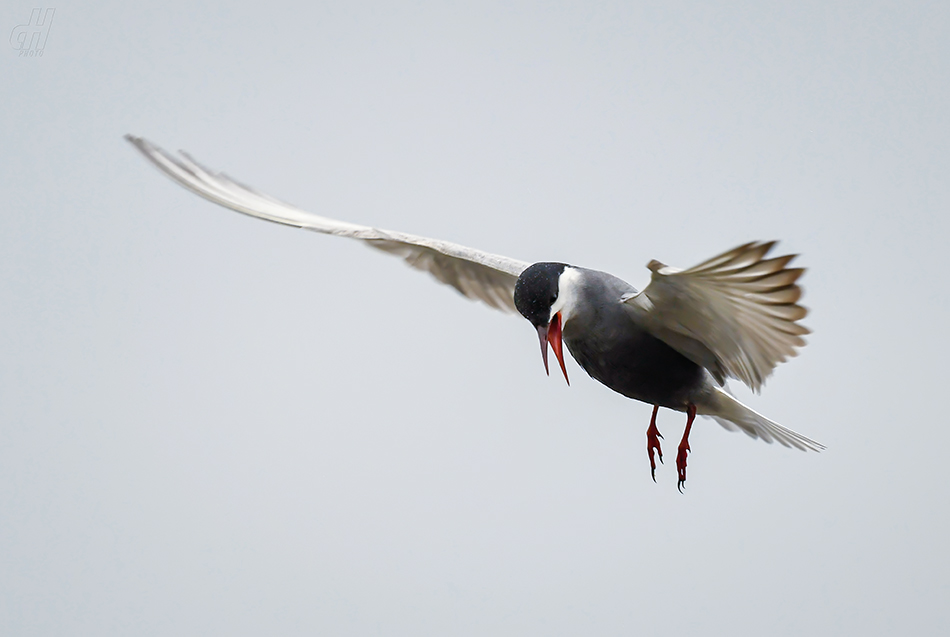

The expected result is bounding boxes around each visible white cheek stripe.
[550,267,583,323]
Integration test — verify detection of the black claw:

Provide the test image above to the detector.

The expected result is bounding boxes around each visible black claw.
[677,481,685,494]
[651,470,657,483]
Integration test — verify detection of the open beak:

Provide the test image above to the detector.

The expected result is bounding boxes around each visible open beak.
[536,312,570,385]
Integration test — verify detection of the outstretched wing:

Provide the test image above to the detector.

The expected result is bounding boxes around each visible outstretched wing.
[622,241,809,392]
[125,136,530,313]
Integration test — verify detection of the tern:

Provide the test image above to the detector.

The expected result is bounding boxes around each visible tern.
[126,135,824,490]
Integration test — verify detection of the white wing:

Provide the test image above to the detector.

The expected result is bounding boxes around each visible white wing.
[126,136,529,313]
[623,241,809,392]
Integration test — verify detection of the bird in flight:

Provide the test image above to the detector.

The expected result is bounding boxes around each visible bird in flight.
[126,135,824,490]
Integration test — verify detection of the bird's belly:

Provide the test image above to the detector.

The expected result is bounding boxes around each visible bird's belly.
[564,327,706,410]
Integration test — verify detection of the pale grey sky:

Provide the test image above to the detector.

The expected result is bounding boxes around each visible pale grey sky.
[2,1,948,635]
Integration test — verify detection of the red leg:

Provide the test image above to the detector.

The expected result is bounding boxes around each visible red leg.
[646,405,663,482]
[676,403,697,493]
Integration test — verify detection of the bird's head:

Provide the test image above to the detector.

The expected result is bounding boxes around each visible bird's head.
[513,262,577,385]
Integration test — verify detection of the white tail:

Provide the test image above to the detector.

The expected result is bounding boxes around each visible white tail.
[697,387,824,452]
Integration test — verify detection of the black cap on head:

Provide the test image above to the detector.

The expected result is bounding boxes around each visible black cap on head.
[514,262,568,327]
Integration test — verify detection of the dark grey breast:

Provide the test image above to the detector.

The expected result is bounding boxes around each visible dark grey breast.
[561,269,706,410]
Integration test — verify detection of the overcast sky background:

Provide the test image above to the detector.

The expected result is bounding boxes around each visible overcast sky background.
[2,1,948,635]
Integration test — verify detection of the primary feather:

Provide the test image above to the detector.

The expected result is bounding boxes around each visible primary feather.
[623,241,810,392]
[125,135,529,313]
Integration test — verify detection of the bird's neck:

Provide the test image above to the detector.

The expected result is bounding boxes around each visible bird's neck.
[550,267,584,324]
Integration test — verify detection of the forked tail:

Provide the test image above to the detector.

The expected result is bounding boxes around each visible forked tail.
[697,387,825,452]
